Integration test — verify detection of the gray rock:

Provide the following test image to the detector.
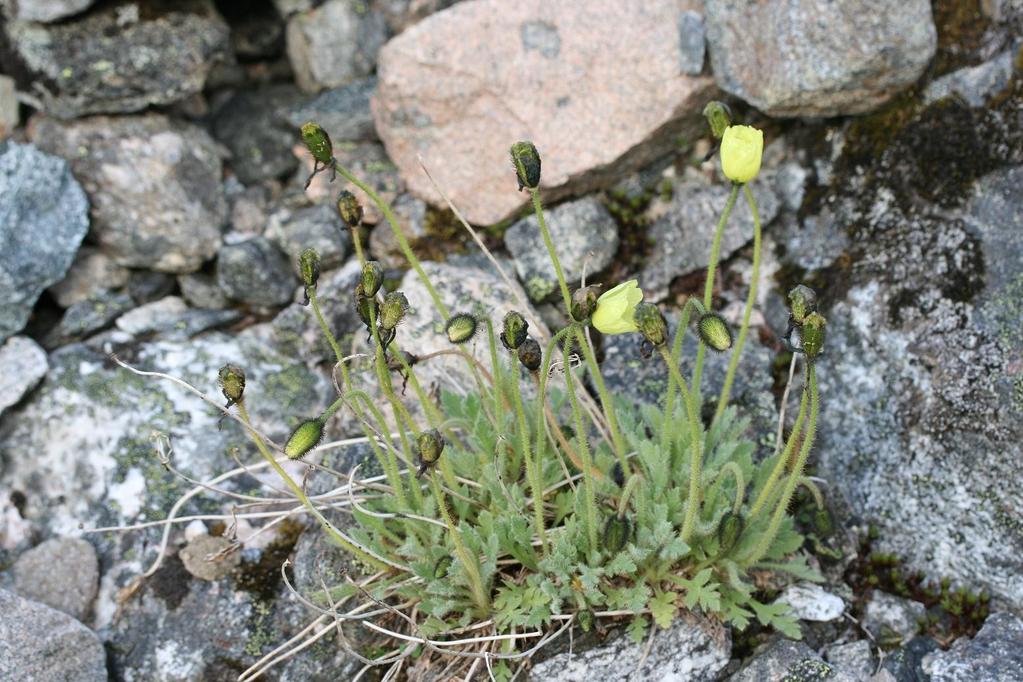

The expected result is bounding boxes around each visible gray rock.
[3,2,229,119]
[114,296,241,339]
[504,196,619,302]
[127,270,177,306]
[46,292,134,347]
[0,0,93,23]
[730,638,856,682]
[816,164,1023,609]
[877,636,940,682]
[924,46,1018,108]
[640,175,780,297]
[286,77,379,143]
[704,0,936,117]
[178,271,231,310]
[265,201,351,274]
[825,640,876,679]
[0,336,47,415]
[0,589,107,681]
[177,534,240,581]
[30,115,227,274]
[776,583,845,623]
[926,613,1023,682]
[367,193,427,268]
[677,10,706,75]
[11,537,98,622]
[227,182,271,236]
[216,237,298,309]
[775,211,850,272]
[48,247,131,309]
[285,0,387,93]
[529,614,730,681]
[0,75,17,138]
[0,142,89,341]
[375,0,461,33]
[863,593,925,645]
[212,85,303,184]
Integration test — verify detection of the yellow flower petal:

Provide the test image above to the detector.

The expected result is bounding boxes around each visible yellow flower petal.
[720,125,763,184]
[592,280,643,335]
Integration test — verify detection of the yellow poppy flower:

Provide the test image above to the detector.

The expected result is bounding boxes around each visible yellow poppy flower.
[591,280,643,334]
[720,125,763,184]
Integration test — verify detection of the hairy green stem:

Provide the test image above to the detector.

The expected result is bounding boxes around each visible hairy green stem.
[744,363,819,567]
[574,327,627,471]
[691,184,740,395]
[427,472,489,613]
[658,346,704,544]
[563,342,600,555]
[508,349,548,553]
[530,188,573,315]
[714,184,762,422]
[748,380,809,518]
[660,297,706,452]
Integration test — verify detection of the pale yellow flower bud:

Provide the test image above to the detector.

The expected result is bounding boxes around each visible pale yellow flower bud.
[720,125,763,184]
[591,280,643,335]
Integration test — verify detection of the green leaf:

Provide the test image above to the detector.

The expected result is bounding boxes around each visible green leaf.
[648,590,679,629]
[627,615,649,644]
[750,599,803,640]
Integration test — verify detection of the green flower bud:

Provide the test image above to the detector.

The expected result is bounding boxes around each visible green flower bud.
[717,512,745,554]
[510,141,541,191]
[602,515,632,554]
[299,248,320,290]
[445,313,478,345]
[433,556,452,579]
[517,337,542,372]
[361,261,384,297]
[217,364,246,407]
[698,313,733,352]
[801,312,826,359]
[570,285,601,322]
[336,190,363,228]
[702,101,733,140]
[500,311,529,350]
[633,302,668,347]
[788,285,818,325]
[610,461,625,488]
[300,122,333,166]
[379,291,409,331]
[284,418,324,459]
[416,428,445,477]
[354,284,377,328]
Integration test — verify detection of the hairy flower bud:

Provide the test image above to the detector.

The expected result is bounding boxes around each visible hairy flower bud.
[591,280,643,335]
[445,313,478,344]
[379,291,409,331]
[610,461,625,488]
[284,418,324,459]
[720,125,763,184]
[300,122,333,166]
[336,190,363,228]
[517,337,542,372]
[510,141,541,191]
[698,313,733,352]
[801,312,826,359]
[354,284,377,328]
[633,302,668,347]
[602,515,632,554]
[218,364,246,407]
[787,285,817,325]
[500,311,529,350]
[299,248,320,290]
[717,512,745,554]
[703,101,733,140]
[361,260,384,297]
[416,428,445,477]
[570,285,601,322]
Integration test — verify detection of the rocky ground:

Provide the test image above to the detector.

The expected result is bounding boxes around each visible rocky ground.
[1,0,1022,680]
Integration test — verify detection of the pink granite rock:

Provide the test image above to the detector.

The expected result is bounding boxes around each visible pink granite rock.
[373,0,716,225]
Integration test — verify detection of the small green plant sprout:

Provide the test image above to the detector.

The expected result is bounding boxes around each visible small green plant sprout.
[112,110,829,680]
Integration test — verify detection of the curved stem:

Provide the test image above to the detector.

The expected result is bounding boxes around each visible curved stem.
[562,342,600,555]
[658,346,704,544]
[508,348,548,553]
[744,362,819,567]
[691,184,740,395]
[332,161,449,319]
[660,297,706,452]
[530,188,573,315]
[574,327,627,471]
[714,183,762,422]
[748,378,809,519]
[427,472,489,614]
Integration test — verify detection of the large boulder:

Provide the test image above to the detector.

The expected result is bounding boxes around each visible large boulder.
[30,114,227,274]
[704,0,936,117]
[1,1,229,119]
[373,0,716,225]
[0,142,89,341]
